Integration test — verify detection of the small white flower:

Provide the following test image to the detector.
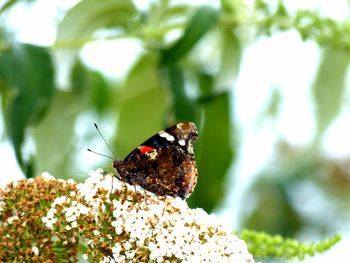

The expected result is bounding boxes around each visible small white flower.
[7,215,18,224]
[32,246,39,255]
[67,179,75,185]
[114,225,123,235]
[76,203,90,215]
[66,214,77,222]
[42,211,57,229]
[82,254,88,260]
[125,250,135,259]
[123,241,132,251]
[93,230,100,236]
[112,243,122,255]
[52,196,67,206]
[41,171,55,180]
[148,242,163,260]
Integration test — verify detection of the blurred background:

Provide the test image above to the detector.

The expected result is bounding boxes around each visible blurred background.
[1,0,350,261]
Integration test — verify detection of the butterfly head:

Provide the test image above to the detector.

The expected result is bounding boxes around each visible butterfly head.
[165,122,198,155]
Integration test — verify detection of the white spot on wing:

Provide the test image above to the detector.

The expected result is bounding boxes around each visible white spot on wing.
[178,139,186,146]
[159,131,175,142]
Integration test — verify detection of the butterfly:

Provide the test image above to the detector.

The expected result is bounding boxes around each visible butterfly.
[112,122,198,200]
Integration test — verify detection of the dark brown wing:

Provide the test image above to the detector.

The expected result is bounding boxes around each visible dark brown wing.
[113,122,198,199]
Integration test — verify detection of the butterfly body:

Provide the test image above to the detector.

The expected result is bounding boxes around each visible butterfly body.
[113,122,198,199]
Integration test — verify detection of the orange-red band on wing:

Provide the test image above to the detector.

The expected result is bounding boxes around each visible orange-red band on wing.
[139,146,155,154]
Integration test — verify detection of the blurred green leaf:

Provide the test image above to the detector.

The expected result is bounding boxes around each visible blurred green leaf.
[243,180,303,236]
[34,60,109,179]
[0,42,54,177]
[0,0,17,13]
[162,63,198,122]
[0,0,36,13]
[161,6,218,63]
[159,6,218,124]
[161,5,190,20]
[216,28,241,87]
[146,2,189,28]
[114,54,167,158]
[188,91,234,211]
[221,0,236,14]
[312,48,350,139]
[198,72,214,97]
[33,90,82,179]
[71,60,110,114]
[56,0,137,44]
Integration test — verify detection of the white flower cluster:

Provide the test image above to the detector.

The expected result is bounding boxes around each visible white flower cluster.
[42,194,91,230]
[41,169,255,263]
[42,169,109,230]
[107,191,254,263]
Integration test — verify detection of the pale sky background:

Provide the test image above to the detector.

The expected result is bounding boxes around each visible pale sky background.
[1,0,350,262]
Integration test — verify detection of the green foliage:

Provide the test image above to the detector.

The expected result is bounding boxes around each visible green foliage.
[161,64,198,122]
[0,42,54,177]
[114,54,166,158]
[56,0,137,46]
[160,6,219,123]
[189,92,234,210]
[160,6,218,64]
[312,49,350,139]
[240,229,341,260]
[243,179,303,236]
[254,0,350,50]
[33,91,81,179]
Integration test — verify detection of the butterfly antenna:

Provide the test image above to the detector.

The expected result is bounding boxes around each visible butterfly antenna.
[93,123,118,159]
[87,149,115,160]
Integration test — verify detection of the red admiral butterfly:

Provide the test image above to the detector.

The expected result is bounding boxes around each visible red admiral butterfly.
[90,122,198,200]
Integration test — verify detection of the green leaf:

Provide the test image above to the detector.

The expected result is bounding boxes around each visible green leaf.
[34,61,110,179]
[56,0,137,44]
[33,90,82,180]
[161,63,198,122]
[198,72,215,97]
[160,5,190,20]
[312,48,350,139]
[0,0,18,13]
[188,91,234,211]
[0,0,36,14]
[161,6,218,64]
[71,60,110,114]
[216,28,241,87]
[220,0,236,14]
[0,42,54,177]
[113,54,167,158]
[146,3,190,28]
[243,179,303,236]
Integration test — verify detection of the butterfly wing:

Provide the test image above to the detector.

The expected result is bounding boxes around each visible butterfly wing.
[113,122,198,199]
